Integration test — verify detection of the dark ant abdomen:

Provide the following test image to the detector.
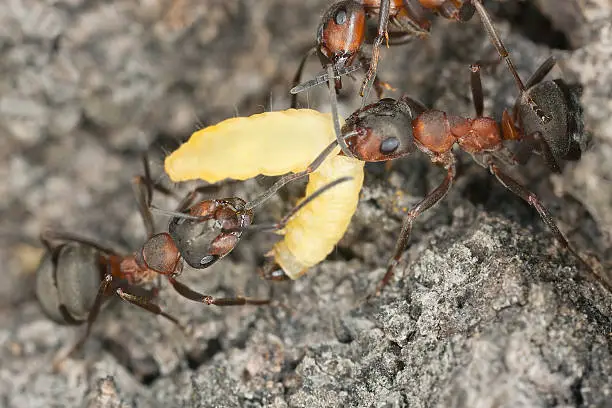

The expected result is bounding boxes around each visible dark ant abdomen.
[36,243,104,325]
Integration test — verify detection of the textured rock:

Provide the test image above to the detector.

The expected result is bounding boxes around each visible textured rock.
[1,0,611,407]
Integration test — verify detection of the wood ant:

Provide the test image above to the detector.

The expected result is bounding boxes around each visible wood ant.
[164,109,365,281]
[295,0,589,174]
[494,54,589,173]
[35,155,272,362]
[157,174,356,278]
[268,64,611,294]
[290,1,505,111]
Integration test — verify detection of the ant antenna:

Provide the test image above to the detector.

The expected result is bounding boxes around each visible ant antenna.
[152,177,353,233]
[242,176,353,232]
[290,64,361,95]
[326,64,354,158]
[243,139,340,211]
[471,0,525,92]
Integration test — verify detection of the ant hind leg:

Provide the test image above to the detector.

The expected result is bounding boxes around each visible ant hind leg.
[488,163,612,293]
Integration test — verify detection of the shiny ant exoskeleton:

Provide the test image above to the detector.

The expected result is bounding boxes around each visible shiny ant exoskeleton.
[495,55,589,173]
[290,0,496,110]
[295,1,589,176]
[267,64,610,294]
[35,156,272,362]
[158,175,353,273]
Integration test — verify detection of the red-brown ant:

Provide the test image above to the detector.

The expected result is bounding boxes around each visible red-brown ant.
[494,55,589,173]
[35,156,273,362]
[265,65,611,294]
[295,0,590,175]
[156,176,353,272]
[290,1,497,110]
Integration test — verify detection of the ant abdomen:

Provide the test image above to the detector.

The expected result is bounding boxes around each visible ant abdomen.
[518,80,576,162]
[36,243,104,325]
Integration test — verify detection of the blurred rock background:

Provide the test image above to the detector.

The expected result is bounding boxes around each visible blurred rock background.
[0,0,610,407]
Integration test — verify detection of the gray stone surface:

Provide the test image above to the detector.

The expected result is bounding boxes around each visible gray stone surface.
[1,0,611,407]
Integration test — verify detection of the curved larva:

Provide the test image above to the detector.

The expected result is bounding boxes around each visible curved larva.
[165,109,339,183]
[271,155,364,279]
[163,108,364,279]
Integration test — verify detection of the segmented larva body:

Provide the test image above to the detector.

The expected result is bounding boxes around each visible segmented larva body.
[166,109,344,182]
[165,109,364,279]
[271,154,363,279]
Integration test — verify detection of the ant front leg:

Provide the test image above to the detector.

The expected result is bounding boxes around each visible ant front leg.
[375,162,456,296]
[488,163,612,293]
[360,0,391,103]
[167,277,270,306]
[358,54,394,99]
[470,63,485,117]
[524,56,556,89]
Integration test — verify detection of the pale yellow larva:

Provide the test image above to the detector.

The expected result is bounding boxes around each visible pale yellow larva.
[164,109,364,279]
[271,154,363,279]
[166,109,341,183]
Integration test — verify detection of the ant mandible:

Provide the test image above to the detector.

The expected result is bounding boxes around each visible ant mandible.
[36,155,271,363]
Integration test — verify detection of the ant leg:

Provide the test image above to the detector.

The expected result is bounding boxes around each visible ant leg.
[40,230,120,256]
[360,0,391,102]
[488,163,612,293]
[375,163,456,296]
[470,63,484,117]
[133,175,156,240]
[291,46,317,109]
[244,139,340,211]
[243,176,353,233]
[327,64,354,158]
[133,153,180,240]
[512,131,562,173]
[471,0,526,92]
[525,56,556,89]
[167,277,270,306]
[53,275,113,368]
[358,54,393,99]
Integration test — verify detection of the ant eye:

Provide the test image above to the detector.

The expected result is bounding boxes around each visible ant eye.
[200,255,217,267]
[380,137,400,154]
[335,8,347,25]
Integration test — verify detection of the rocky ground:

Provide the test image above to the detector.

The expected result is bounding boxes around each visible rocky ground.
[0,0,611,407]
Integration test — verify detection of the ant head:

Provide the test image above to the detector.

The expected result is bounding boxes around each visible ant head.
[316,0,365,71]
[168,198,253,269]
[137,232,182,275]
[517,79,586,164]
[341,97,421,161]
